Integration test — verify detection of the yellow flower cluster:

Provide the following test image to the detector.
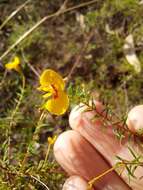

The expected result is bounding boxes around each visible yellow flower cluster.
[39,69,69,115]
[5,56,21,72]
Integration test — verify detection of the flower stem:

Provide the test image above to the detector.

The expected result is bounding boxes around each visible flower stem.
[87,167,115,189]
[0,0,31,30]
[21,110,45,170]
[43,144,51,167]
[0,0,98,60]
[6,73,25,163]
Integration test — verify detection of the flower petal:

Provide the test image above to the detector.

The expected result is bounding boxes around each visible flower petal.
[43,91,69,115]
[48,135,57,145]
[40,69,65,91]
[42,92,52,99]
[37,85,53,93]
[5,56,20,72]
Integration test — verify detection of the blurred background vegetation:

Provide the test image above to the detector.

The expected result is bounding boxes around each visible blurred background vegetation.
[0,0,143,189]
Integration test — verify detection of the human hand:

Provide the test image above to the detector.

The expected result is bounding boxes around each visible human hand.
[54,101,143,190]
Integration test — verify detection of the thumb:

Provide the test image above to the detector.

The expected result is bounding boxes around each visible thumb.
[63,176,92,190]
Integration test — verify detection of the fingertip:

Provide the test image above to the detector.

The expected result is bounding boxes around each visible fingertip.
[69,103,87,130]
[53,130,85,175]
[53,130,75,160]
[69,101,103,130]
[63,176,89,190]
[126,105,143,135]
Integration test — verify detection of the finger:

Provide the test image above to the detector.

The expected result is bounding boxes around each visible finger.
[69,102,124,163]
[62,176,89,190]
[69,102,143,190]
[54,130,130,190]
[126,105,143,134]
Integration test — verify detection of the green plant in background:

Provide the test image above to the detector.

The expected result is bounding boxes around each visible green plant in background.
[0,0,143,189]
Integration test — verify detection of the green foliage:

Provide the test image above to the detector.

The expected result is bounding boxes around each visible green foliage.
[116,147,143,182]
[8,21,44,51]
[0,0,143,189]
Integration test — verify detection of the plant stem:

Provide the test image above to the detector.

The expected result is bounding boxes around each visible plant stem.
[30,175,50,190]
[6,73,25,163]
[66,28,95,84]
[21,49,40,77]
[21,110,45,170]
[0,0,98,60]
[0,0,31,30]
[87,167,115,189]
[43,144,51,168]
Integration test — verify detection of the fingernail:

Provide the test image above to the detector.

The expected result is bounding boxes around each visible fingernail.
[63,176,88,190]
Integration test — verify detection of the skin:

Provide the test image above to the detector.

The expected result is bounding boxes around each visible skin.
[54,101,143,190]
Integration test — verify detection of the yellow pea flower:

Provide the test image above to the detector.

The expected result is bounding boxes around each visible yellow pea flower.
[47,135,57,145]
[40,69,65,91]
[38,69,69,115]
[5,56,21,73]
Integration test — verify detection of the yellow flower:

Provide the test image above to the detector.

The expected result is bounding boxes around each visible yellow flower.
[48,135,57,145]
[39,69,69,115]
[5,56,21,72]
[40,69,65,91]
